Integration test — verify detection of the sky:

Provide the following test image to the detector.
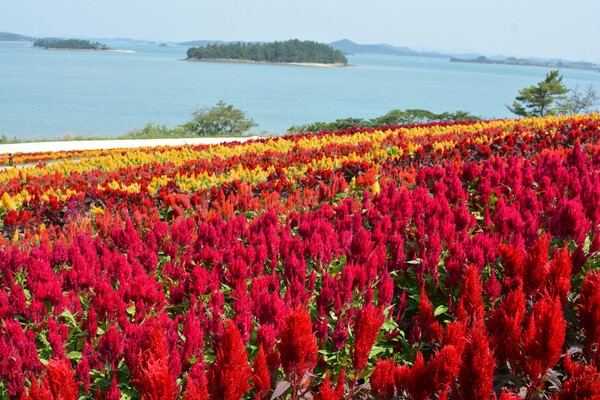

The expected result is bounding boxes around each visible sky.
[2,0,600,63]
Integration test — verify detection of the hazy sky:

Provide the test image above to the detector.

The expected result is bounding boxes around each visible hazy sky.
[2,0,599,63]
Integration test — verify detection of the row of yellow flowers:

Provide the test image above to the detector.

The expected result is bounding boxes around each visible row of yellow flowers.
[2,114,590,183]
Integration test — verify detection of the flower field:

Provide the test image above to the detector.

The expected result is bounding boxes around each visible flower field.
[2,114,600,399]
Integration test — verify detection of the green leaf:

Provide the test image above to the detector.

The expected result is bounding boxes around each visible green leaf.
[38,331,51,349]
[434,305,448,317]
[126,304,136,316]
[369,345,385,358]
[204,354,216,363]
[59,310,77,326]
[381,318,398,332]
[67,351,82,361]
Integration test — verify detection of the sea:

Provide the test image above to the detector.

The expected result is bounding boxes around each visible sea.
[1,40,599,141]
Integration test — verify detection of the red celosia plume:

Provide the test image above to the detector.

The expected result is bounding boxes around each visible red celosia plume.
[207,319,251,400]
[277,306,318,387]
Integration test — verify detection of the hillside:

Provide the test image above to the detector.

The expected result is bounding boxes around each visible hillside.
[0,31,35,41]
[329,39,419,56]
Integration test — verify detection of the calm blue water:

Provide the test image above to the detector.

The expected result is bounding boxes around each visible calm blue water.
[1,40,599,140]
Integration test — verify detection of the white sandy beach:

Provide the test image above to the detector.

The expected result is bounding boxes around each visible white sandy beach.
[0,137,260,155]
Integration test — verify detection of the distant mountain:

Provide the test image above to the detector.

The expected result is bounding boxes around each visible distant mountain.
[0,31,35,41]
[328,39,600,69]
[178,40,230,47]
[329,39,419,56]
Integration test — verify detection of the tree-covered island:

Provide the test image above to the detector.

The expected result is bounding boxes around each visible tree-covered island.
[33,38,111,51]
[186,39,348,66]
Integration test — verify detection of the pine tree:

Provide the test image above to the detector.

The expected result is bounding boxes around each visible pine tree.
[507,70,569,117]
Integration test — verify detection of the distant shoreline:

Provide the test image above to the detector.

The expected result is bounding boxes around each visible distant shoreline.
[185,57,349,68]
[450,55,599,72]
[43,48,135,53]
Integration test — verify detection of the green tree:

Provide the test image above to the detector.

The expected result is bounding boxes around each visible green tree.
[182,101,257,137]
[507,70,569,117]
[287,109,480,133]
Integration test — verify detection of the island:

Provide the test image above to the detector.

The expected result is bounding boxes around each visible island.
[185,39,348,66]
[450,55,599,72]
[33,38,111,51]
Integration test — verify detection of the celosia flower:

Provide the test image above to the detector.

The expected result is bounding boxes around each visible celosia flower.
[370,358,397,399]
[132,320,177,400]
[0,321,38,396]
[546,245,572,307]
[183,363,209,400]
[398,344,461,400]
[428,345,461,392]
[443,319,468,354]
[523,234,550,298]
[332,317,348,351]
[394,362,411,397]
[377,270,394,307]
[498,242,525,291]
[232,280,254,344]
[104,374,121,400]
[24,358,80,400]
[487,286,526,364]
[459,265,485,323]
[277,307,318,388]
[45,358,80,400]
[252,346,271,400]
[388,233,406,273]
[352,304,384,376]
[181,297,204,367]
[550,197,591,246]
[256,323,280,371]
[483,270,501,303]
[76,354,91,393]
[313,369,345,400]
[579,271,600,352]
[183,375,209,400]
[400,351,431,400]
[207,319,251,400]
[458,320,495,399]
[23,377,52,400]
[98,324,124,369]
[84,307,98,339]
[522,295,566,382]
[416,287,443,343]
[48,318,69,359]
[554,352,600,399]
[313,315,329,345]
